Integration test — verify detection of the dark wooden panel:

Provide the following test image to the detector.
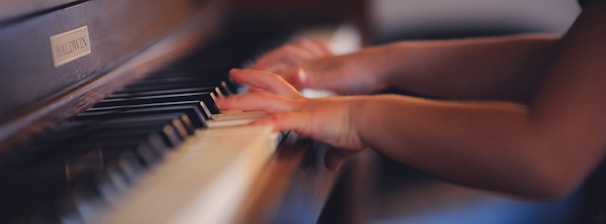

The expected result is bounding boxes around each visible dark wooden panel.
[0,0,209,123]
[0,0,79,23]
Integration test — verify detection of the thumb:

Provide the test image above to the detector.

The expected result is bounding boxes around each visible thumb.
[324,148,356,171]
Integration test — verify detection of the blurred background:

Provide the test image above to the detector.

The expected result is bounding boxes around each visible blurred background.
[229,0,581,44]
[370,0,580,42]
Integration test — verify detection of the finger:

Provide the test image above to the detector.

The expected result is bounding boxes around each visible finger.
[251,49,286,70]
[289,68,320,90]
[215,92,297,113]
[247,87,267,93]
[229,69,303,99]
[252,45,314,69]
[264,63,289,73]
[294,69,310,88]
[293,39,333,57]
[248,112,308,134]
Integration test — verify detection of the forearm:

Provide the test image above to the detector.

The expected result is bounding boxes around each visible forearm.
[368,35,559,102]
[352,95,578,199]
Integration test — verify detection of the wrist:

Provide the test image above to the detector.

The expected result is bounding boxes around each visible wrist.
[374,42,420,88]
[332,46,393,93]
[348,96,376,149]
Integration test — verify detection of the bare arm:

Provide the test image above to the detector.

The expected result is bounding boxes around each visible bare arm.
[220,0,606,199]
[373,34,559,102]
[356,0,606,199]
[254,34,559,102]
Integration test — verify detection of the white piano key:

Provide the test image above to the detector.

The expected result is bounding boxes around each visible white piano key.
[97,124,278,224]
[207,111,267,128]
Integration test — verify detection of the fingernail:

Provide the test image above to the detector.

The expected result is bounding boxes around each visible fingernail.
[296,69,308,86]
[267,63,286,73]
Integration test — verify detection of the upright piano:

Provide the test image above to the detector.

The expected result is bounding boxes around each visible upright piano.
[4,1,604,223]
[0,0,351,223]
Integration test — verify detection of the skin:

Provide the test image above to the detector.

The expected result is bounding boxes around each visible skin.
[216,0,606,200]
[252,35,558,102]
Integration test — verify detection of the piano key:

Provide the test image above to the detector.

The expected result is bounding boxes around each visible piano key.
[122,74,227,85]
[119,79,224,93]
[140,73,238,94]
[56,194,85,224]
[62,113,195,134]
[75,105,208,128]
[134,140,165,167]
[95,167,127,205]
[98,125,279,224]
[134,74,232,88]
[71,183,107,222]
[207,111,268,128]
[83,101,213,121]
[95,92,220,114]
[109,86,221,99]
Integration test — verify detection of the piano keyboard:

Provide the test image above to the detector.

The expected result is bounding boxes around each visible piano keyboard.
[0,29,290,223]
[99,125,277,224]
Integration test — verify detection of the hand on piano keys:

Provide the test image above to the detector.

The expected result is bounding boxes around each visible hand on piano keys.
[248,25,387,96]
[217,69,367,170]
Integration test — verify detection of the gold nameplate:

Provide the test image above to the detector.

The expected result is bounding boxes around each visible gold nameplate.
[50,26,91,67]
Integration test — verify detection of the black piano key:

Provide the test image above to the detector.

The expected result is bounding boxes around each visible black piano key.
[118,81,223,95]
[95,92,220,114]
[83,100,212,119]
[65,138,163,164]
[146,72,239,94]
[123,73,226,83]
[177,114,196,135]
[63,112,193,132]
[65,120,187,151]
[102,162,130,196]
[97,92,212,106]
[80,123,184,147]
[86,100,200,112]
[94,168,124,205]
[67,133,169,168]
[139,71,238,93]
[56,195,84,224]
[75,105,207,129]
[109,86,220,98]
[71,183,106,222]
[152,65,232,76]
[115,151,146,184]
[135,141,164,167]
